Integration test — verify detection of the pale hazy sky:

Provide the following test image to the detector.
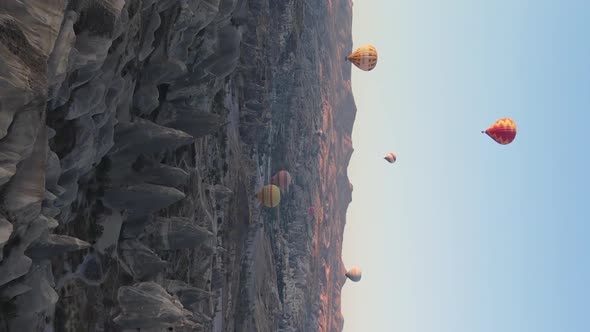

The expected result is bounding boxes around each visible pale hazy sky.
[342,1,590,331]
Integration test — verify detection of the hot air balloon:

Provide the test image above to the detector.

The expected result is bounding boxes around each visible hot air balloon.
[315,129,326,139]
[271,170,292,192]
[384,152,397,164]
[482,118,517,145]
[346,44,378,71]
[255,185,281,208]
[308,206,315,215]
[345,266,362,282]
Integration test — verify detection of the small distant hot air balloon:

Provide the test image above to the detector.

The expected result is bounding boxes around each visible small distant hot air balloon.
[482,118,517,145]
[255,185,281,208]
[308,206,315,215]
[384,152,397,164]
[345,266,362,282]
[271,170,292,192]
[346,44,378,71]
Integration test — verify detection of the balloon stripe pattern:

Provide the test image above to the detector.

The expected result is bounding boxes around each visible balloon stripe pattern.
[347,44,378,71]
[256,185,281,208]
[483,117,517,145]
[271,170,292,192]
[384,152,397,163]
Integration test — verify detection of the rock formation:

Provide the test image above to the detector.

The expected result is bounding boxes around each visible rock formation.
[0,0,356,331]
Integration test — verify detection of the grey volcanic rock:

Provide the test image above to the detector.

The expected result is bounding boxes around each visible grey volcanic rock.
[156,101,223,138]
[58,114,107,175]
[45,150,61,192]
[145,216,214,250]
[0,254,32,287]
[6,262,58,332]
[0,0,63,110]
[103,183,186,214]
[208,184,233,205]
[108,119,195,159]
[75,252,105,285]
[163,279,215,309]
[0,213,52,287]
[118,240,166,280]
[0,108,44,188]
[26,234,91,259]
[0,217,12,260]
[94,209,124,255]
[0,0,357,331]
[136,161,190,188]
[203,25,242,78]
[108,155,190,187]
[119,214,153,240]
[2,122,47,223]
[113,282,195,330]
[0,282,32,301]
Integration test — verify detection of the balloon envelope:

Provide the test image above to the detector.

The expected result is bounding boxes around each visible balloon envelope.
[345,266,362,282]
[271,170,292,192]
[483,118,517,145]
[346,44,378,71]
[256,185,281,208]
[384,152,397,164]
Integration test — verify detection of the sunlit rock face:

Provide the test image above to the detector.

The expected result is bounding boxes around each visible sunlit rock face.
[0,0,356,331]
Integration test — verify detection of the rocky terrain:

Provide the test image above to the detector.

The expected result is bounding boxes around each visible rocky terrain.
[0,0,356,331]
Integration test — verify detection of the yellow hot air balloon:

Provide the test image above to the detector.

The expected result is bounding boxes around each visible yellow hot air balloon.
[346,44,378,71]
[255,184,281,208]
[384,152,397,164]
[345,266,362,282]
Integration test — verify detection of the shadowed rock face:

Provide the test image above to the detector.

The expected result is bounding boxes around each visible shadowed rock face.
[0,0,356,331]
[113,281,198,330]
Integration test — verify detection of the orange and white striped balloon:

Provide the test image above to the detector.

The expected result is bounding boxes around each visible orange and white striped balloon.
[271,170,292,192]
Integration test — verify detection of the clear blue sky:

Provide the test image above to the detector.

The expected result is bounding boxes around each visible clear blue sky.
[342,1,590,331]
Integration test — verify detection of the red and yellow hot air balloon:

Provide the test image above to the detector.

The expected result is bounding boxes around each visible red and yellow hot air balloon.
[346,44,378,71]
[482,118,517,145]
[271,170,292,193]
[255,185,281,208]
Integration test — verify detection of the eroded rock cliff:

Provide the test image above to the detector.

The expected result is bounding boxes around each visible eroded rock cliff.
[0,0,356,331]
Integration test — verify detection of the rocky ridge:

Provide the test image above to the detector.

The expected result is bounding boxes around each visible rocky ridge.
[0,0,356,331]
